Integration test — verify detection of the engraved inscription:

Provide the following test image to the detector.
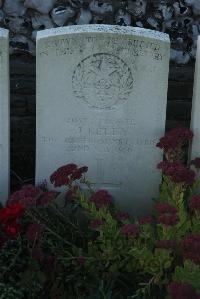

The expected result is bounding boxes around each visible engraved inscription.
[39,36,163,61]
[72,53,134,109]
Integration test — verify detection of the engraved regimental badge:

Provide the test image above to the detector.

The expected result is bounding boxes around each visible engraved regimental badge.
[72,53,134,109]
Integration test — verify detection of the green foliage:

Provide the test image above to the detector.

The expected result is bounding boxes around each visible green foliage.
[0,127,200,298]
[0,283,26,299]
[173,261,200,292]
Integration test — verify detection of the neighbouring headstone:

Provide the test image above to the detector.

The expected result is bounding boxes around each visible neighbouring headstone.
[0,29,9,204]
[36,25,170,215]
[191,37,200,163]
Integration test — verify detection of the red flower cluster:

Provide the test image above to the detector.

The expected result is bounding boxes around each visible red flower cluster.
[0,203,24,224]
[89,190,112,209]
[120,224,139,238]
[50,164,88,187]
[190,195,200,211]
[158,214,179,226]
[168,282,200,299]
[156,127,193,151]
[139,215,153,225]
[71,166,88,180]
[115,211,130,221]
[8,184,42,207]
[3,223,21,237]
[90,219,104,229]
[156,239,177,250]
[0,203,25,237]
[157,161,195,185]
[181,234,200,264]
[155,202,179,227]
[191,157,200,169]
[8,185,59,208]
[155,202,177,214]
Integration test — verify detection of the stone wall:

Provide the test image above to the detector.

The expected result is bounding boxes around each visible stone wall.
[0,0,200,64]
[3,0,197,188]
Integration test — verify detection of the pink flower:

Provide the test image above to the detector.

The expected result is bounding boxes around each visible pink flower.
[20,197,36,208]
[139,215,153,225]
[158,214,179,226]
[3,221,21,237]
[168,282,200,299]
[8,185,42,207]
[154,203,177,215]
[50,164,88,187]
[156,239,177,250]
[181,234,200,264]
[115,211,130,221]
[90,219,104,229]
[89,190,112,209]
[157,127,193,151]
[71,166,88,180]
[158,161,195,185]
[50,164,77,187]
[190,195,200,211]
[157,161,172,172]
[120,224,139,238]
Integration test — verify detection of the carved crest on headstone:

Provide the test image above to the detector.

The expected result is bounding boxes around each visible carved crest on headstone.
[72,53,134,109]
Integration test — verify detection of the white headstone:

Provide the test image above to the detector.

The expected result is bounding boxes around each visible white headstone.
[36,25,170,215]
[0,29,9,204]
[191,37,200,162]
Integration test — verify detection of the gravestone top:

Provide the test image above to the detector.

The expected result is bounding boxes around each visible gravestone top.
[0,29,8,38]
[37,24,169,43]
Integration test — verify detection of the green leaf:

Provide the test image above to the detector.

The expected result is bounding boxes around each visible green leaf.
[173,261,200,292]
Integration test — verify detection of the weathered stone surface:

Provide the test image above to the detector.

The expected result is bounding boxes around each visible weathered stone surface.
[76,8,92,25]
[0,29,9,203]
[36,25,170,215]
[51,6,76,27]
[3,0,27,17]
[128,0,147,17]
[89,0,113,14]
[24,0,55,14]
[190,37,200,161]
[31,13,54,30]
[10,34,36,55]
[185,0,200,16]
[4,16,30,35]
